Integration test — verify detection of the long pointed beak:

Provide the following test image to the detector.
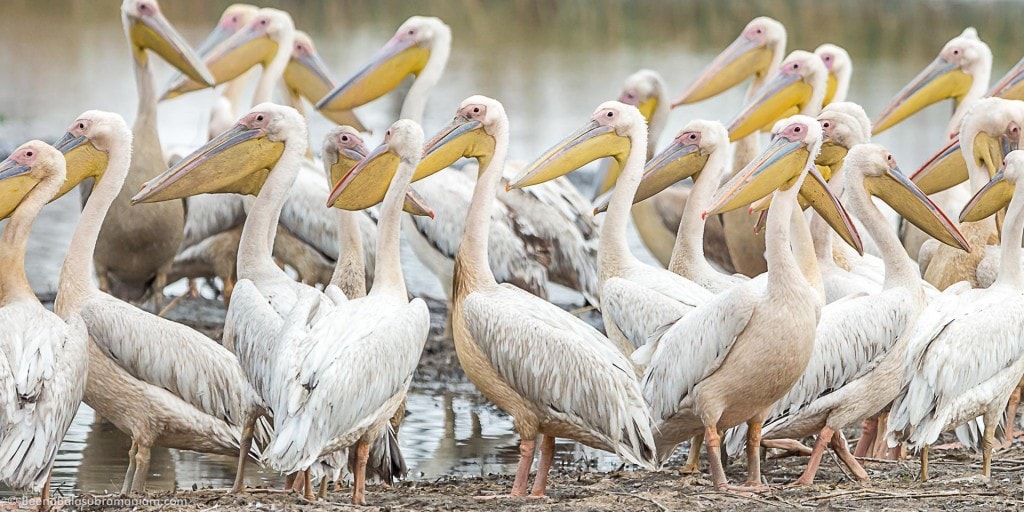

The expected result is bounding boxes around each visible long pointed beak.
[0,157,31,181]
[961,168,1012,223]
[864,165,970,250]
[403,187,434,218]
[316,36,429,112]
[417,117,492,181]
[127,10,214,88]
[285,49,366,132]
[747,162,836,214]
[673,35,771,106]
[728,71,811,141]
[326,143,400,210]
[162,23,237,100]
[54,132,110,199]
[988,56,1024,100]
[132,124,282,203]
[509,121,628,189]
[163,20,277,101]
[0,156,37,220]
[872,57,971,135]
[706,135,809,214]
[326,142,431,216]
[822,73,839,107]
[911,137,967,194]
[596,141,705,213]
[799,166,863,253]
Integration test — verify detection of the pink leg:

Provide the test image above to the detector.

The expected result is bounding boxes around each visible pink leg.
[352,441,369,505]
[831,431,869,482]
[681,433,703,474]
[511,438,537,497]
[790,426,834,486]
[853,417,877,458]
[530,435,556,497]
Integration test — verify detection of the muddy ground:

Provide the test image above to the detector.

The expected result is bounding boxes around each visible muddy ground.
[21,296,1024,511]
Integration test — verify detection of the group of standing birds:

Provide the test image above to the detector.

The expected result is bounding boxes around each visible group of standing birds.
[4,2,1024,509]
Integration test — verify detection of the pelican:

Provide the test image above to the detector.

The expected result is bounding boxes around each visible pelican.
[672,16,787,276]
[54,111,266,494]
[873,28,991,261]
[0,142,87,509]
[409,96,656,497]
[510,102,712,359]
[887,150,1024,481]
[88,0,212,304]
[639,116,860,491]
[816,44,852,107]
[756,143,969,485]
[317,16,601,317]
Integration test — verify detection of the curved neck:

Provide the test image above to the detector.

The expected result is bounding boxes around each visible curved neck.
[765,177,817,298]
[132,50,161,168]
[57,142,132,314]
[995,183,1024,288]
[457,128,509,291]
[669,147,727,278]
[329,209,366,298]
[401,34,450,123]
[600,129,649,267]
[949,70,991,137]
[253,33,294,105]
[809,211,837,269]
[369,157,415,298]
[846,176,920,290]
[238,143,305,281]
[790,206,824,299]
[0,176,63,304]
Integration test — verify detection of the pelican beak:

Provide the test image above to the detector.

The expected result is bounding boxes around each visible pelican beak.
[728,69,813,141]
[747,163,835,214]
[632,139,707,205]
[911,138,967,194]
[816,140,848,170]
[673,34,772,106]
[126,8,213,89]
[822,72,839,107]
[417,116,494,180]
[865,164,970,250]
[284,44,366,132]
[161,20,239,100]
[509,120,629,189]
[800,166,863,253]
[872,57,971,135]
[316,34,430,113]
[706,133,810,214]
[326,141,430,216]
[53,131,110,198]
[326,142,401,210]
[132,123,283,204]
[988,56,1024,100]
[620,91,659,122]
[961,168,1012,223]
[0,153,40,220]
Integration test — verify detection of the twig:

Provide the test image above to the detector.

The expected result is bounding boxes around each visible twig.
[802,488,878,502]
[855,457,901,464]
[603,490,669,511]
[849,490,999,501]
[701,490,792,509]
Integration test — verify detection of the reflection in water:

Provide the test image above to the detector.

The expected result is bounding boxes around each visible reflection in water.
[1,385,619,497]
[1,0,1021,499]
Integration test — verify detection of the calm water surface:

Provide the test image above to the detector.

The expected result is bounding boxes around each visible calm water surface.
[1,0,1022,497]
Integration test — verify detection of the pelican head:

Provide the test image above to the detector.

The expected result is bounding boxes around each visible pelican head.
[326,120,426,211]
[818,101,871,168]
[673,16,786,106]
[509,101,643,189]
[847,144,969,250]
[121,0,213,87]
[618,70,669,132]
[133,103,305,204]
[284,32,366,131]
[728,50,828,141]
[913,97,1024,192]
[597,119,728,213]
[815,44,852,107]
[200,9,294,87]
[316,16,450,113]
[961,150,1024,222]
[322,126,432,216]
[709,115,862,253]
[872,28,991,135]
[417,96,505,181]
[161,4,259,100]
[0,141,67,218]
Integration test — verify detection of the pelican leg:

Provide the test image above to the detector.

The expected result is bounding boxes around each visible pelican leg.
[352,441,370,505]
[872,413,891,459]
[790,427,834,486]
[1004,383,1022,445]
[920,445,929,482]
[830,431,869,482]
[121,441,138,495]
[130,444,151,494]
[317,476,329,499]
[704,425,729,489]
[681,433,704,473]
[333,478,342,492]
[853,416,878,457]
[151,267,169,310]
[530,434,556,498]
[511,437,536,497]
[303,469,314,501]
[982,410,997,478]
[39,470,51,512]
[742,421,768,489]
[284,472,297,490]
[229,416,256,493]
[763,438,813,456]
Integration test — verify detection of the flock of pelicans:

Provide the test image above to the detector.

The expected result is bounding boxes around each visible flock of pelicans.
[5,0,1024,509]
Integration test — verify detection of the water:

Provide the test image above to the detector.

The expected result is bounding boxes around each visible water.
[1,0,1022,497]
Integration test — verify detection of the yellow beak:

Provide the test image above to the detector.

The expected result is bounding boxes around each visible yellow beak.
[673,34,772,106]
[960,168,1013,223]
[822,73,839,107]
[872,57,972,135]
[509,121,629,189]
[864,164,970,251]
[326,142,403,211]
[728,69,813,141]
[0,157,39,220]
[127,8,214,91]
[284,44,366,132]
[594,139,706,214]
[989,56,1024,100]
[316,35,430,113]
[325,139,432,216]
[132,123,284,204]
[707,135,809,214]
[51,131,110,201]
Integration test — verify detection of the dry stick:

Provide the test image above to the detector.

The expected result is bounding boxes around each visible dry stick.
[848,490,999,501]
[602,491,669,512]
[855,457,902,464]
[802,488,880,502]
[699,490,793,509]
